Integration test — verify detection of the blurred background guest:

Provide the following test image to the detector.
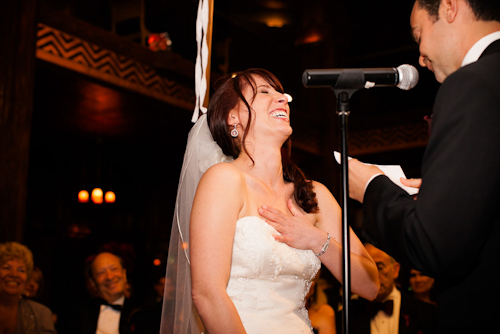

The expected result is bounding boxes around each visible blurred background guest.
[57,251,137,334]
[408,269,436,306]
[346,244,437,334]
[24,266,44,300]
[24,266,59,325]
[132,271,169,334]
[306,269,336,334]
[0,242,56,334]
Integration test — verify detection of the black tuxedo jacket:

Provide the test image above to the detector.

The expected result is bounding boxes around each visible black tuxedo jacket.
[362,39,500,333]
[77,297,136,334]
[345,291,438,334]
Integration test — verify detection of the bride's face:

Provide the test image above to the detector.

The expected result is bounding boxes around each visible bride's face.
[238,75,292,142]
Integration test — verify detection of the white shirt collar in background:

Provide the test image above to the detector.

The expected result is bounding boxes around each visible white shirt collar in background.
[370,286,401,334]
[96,295,125,334]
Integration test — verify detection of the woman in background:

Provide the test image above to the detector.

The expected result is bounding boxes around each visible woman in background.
[0,242,56,334]
[409,269,436,306]
[306,271,336,334]
[24,266,44,300]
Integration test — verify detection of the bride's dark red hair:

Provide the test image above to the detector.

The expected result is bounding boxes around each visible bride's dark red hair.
[207,68,318,213]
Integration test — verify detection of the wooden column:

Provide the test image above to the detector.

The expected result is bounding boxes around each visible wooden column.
[0,0,37,242]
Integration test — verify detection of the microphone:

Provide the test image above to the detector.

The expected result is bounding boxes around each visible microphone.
[302,64,419,90]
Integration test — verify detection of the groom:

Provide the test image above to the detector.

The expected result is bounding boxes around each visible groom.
[347,0,500,333]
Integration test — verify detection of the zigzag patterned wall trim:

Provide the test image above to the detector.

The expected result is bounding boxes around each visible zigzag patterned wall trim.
[35,23,195,111]
[349,122,429,156]
[291,121,428,157]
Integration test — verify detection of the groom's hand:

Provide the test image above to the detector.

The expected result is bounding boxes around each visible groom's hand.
[348,159,384,203]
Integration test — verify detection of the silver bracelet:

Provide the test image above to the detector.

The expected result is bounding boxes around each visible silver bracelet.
[315,233,331,257]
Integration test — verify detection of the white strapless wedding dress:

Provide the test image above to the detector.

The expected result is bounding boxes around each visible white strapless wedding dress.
[227,216,321,334]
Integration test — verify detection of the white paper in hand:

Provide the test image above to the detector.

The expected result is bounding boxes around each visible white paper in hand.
[334,151,418,195]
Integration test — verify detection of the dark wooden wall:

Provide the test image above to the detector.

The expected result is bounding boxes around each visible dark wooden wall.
[0,0,37,242]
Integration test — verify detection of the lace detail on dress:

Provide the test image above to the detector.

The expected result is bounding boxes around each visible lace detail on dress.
[227,216,320,334]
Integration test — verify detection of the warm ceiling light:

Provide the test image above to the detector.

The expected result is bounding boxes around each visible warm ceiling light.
[104,191,116,203]
[91,188,103,204]
[266,19,285,28]
[78,190,89,203]
[153,258,161,266]
[263,1,287,10]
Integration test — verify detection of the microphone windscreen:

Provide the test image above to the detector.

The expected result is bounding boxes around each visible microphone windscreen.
[396,64,419,90]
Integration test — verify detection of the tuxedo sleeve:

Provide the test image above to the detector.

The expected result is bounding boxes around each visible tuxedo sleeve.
[362,64,500,281]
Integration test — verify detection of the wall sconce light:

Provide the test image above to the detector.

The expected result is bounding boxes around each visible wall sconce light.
[78,190,90,203]
[79,188,116,204]
[91,188,104,204]
[104,191,116,203]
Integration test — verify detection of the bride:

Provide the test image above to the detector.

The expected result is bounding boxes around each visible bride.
[161,68,379,334]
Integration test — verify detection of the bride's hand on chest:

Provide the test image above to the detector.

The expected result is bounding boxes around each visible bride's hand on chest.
[258,199,322,251]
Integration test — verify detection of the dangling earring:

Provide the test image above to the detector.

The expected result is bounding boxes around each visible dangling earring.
[231,124,239,138]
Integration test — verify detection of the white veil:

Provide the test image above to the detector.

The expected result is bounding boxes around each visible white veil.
[160,1,223,331]
[159,113,232,334]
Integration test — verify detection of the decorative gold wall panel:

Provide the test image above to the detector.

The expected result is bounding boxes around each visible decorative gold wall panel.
[36,23,195,111]
[348,122,429,156]
[292,121,428,156]
[35,24,427,156]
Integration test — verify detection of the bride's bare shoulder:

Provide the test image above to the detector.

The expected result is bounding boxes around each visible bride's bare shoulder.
[206,161,241,174]
[195,163,246,206]
[200,162,245,185]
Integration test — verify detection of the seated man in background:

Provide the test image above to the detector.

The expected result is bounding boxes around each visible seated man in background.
[346,244,437,334]
[60,251,137,334]
[84,251,137,334]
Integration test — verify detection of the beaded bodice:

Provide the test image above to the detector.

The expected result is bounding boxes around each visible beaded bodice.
[227,216,321,334]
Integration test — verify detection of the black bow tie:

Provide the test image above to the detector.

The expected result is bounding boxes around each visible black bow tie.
[100,301,122,311]
[368,300,394,318]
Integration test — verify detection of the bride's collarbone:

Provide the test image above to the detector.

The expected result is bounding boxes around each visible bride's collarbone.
[239,173,296,213]
[244,189,295,216]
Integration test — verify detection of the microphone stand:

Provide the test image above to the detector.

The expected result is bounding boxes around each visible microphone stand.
[332,70,365,334]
